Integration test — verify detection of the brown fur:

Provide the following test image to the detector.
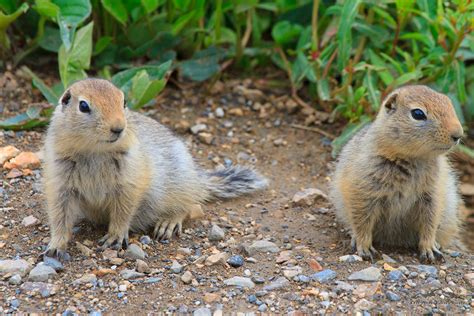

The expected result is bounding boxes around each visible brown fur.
[329,85,464,262]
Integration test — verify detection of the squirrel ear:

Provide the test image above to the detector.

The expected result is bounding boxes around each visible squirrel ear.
[60,90,71,107]
[382,91,398,114]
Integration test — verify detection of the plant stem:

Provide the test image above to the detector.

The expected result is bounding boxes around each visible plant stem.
[311,0,320,51]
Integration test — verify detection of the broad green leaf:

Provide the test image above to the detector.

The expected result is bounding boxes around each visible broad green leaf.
[271,20,303,46]
[179,47,226,82]
[39,25,62,52]
[129,70,166,109]
[53,0,91,50]
[392,70,421,86]
[171,10,196,34]
[368,50,394,85]
[141,0,159,13]
[317,78,331,101]
[0,2,28,49]
[58,22,93,87]
[337,0,361,71]
[34,0,59,18]
[22,67,60,105]
[331,116,371,158]
[101,0,127,25]
[0,106,49,130]
[363,70,380,111]
[112,60,172,94]
[94,36,112,55]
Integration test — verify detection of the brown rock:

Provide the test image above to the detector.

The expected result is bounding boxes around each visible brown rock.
[228,108,244,116]
[276,250,292,264]
[205,252,228,266]
[6,168,23,178]
[4,152,41,170]
[0,145,20,165]
[354,282,381,298]
[464,273,474,287]
[309,259,323,272]
[198,132,214,145]
[136,259,150,273]
[204,292,220,303]
[292,188,328,207]
[76,242,93,257]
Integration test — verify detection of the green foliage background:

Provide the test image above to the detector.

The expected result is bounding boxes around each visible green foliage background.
[0,0,473,153]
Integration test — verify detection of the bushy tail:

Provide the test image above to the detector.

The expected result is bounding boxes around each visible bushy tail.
[205,165,268,199]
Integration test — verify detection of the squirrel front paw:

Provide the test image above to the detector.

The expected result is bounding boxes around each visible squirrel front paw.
[99,231,129,250]
[419,244,444,263]
[351,237,380,262]
[43,247,71,262]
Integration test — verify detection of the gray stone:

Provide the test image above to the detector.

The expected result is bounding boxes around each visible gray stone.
[208,224,225,241]
[21,282,58,298]
[120,269,144,280]
[335,280,354,292]
[215,108,225,118]
[387,270,404,281]
[283,266,302,278]
[339,255,363,263]
[22,215,39,227]
[410,265,438,277]
[28,264,57,282]
[73,273,97,285]
[124,244,146,260]
[193,307,211,316]
[386,291,401,301]
[263,277,290,291]
[190,124,207,134]
[310,269,337,283]
[348,267,381,282]
[181,271,193,284]
[252,276,265,284]
[0,259,32,277]
[354,299,376,311]
[246,240,279,255]
[43,256,64,272]
[139,235,152,245]
[170,260,183,273]
[382,254,397,263]
[223,276,255,288]
[227,255,244,268]
[258,304,268,312]
[8,274,22,285]
[136,259,150,273]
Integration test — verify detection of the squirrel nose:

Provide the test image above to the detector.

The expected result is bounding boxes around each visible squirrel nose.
[111,127,124,135]
[451,130,463,143]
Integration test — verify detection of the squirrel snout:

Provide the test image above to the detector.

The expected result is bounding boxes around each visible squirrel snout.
[451,131,462,143]
[110,127,124,135]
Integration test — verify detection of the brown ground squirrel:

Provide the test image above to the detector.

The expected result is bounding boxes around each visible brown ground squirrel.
[329,85,464,263]
[43,78,268,259]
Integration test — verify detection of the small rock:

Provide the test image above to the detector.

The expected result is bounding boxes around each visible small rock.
[43,256,64,272]
[292,188,328,207]
[21,215,39,227]
[28,264,57,282]
[170,260,183,273]
[102,249,118,260]
[124,244,146,260]
[354,298,376,311]
[228,108,244,116]
[139,235,152,245]
[382,254,397,263]
[387,270,404,281]
[181,271,193,284]
[310,269,337,283]
[190,124,207,134]
[76,242,93,257]
[177,247,192,255]
[4,152,41,170]
[6,168,22,178]
[215,107,225,118]
[246,240,279,255]
[198,132,214,145]
[354,282,381,298]
[464,273,474,287]
[0,145,20,165]
[309,258,323,271]
[203,292,220,303]
[21,282,58,298]
[73,273,97,285]
[348,267,381,282]
[339,255,363,263]
[237,86,264,102]
[386,291,401,301]
[227,255,244,268]
[119,284,127,292]
[276,250,292,264]
[263,276,290,291]
[296,275,310,283]
[223,276,255,289]
[252,276,265,284]
[410,265,438,277]
[193,307,212,316]
[258,304,268,312]
[0,259,32,277]
[208,224,225,241]
[283,266,303,278]
[8,274,22,285]
[136,259,150,273]
[120,269,144,280]
[335,280,354,292]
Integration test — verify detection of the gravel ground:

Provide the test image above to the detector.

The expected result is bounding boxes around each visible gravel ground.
[0,71,473,314]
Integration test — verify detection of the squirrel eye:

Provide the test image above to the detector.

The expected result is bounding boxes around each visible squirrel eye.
[79,100,91,113]
[411,108,426,120]
[123,99,127,109]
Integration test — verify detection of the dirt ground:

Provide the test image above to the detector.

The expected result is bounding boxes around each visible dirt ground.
[0,71,473,314]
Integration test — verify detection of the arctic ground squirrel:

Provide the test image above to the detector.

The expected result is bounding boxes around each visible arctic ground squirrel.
[330,85,464,263]
[43,78,268,259]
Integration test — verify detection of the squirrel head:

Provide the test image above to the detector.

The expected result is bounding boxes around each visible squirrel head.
[54,78,129,153]
[375,85,463,159]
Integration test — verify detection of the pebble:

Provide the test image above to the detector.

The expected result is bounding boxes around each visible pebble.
[258,304,268,312]
[0,145,20,165]
[384,270,402,283]
[296,275,310,283]
[28,263,57,282]
[310,269,337,283]
[215,107,224,118]
[464,273,474,287]
[76,242,93,257]
[193,307,211,316]
[263,276,290,291]
[292,188,328,207]
[124,244,146,260]
[382,254,397,263]
[283,266,302,278]
[203,293,220,303]
[120,269,144,280]
[21,215,39,227]
[178,247,192,256]
[0,259,32,277]
[73,273,97,285]
[144,277,161,284]
[198,132,213,144]
[223,276,255,288]
[4,151,41,170]
[136,259,150,273]
[354,282,380,298]
[276,250,292,264]
[348,267,381,282]
[354,299,376,311]
[208,224,225,241]
[386,291,401,301]
[8,274,22,285]
[170,260,183,273]
[139,235,151,245]
[21,282,58,298]
[190,124,207,134]
[246,240,279,255]
[181,271,193,284]
[252,276,265,284]
[43,256,64,272]
[335,280,354,292]
[339,255,363,263]
[410,265,438,277]
[227,255,244,268]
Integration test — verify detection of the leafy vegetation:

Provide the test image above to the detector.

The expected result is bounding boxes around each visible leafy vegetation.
[1,0,473,154]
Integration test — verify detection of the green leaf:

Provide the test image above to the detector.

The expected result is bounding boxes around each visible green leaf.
[101,0,127,25]
[22,67,60,105]
[457,144,474,160]
[93,36,112,55]
[368,50,394,85]
[34,0,59,18]
[317,78,330,101]
[271,20,303,46]
[39,25,62,52]
[392,70,421,86]
[0,106,49,130]
[129,70,166,109]
[58,21,93,87]
[0,2,28,49]
[171,10,196,34]
[331,116,371,158]
[179,47,226,81]
[454,60,467,104]
[53,0,91,50]
[336,0,361,71]
[364,70,380,111]
[141,0,159,13]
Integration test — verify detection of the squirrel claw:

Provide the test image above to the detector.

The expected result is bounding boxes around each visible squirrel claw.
[153,219,183,241]
[99,233,129,250]
[419,247,445,263]
[42,248,71,262]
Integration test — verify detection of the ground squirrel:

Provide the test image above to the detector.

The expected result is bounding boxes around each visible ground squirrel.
[43,78,268,259]
[330,85,464,263]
